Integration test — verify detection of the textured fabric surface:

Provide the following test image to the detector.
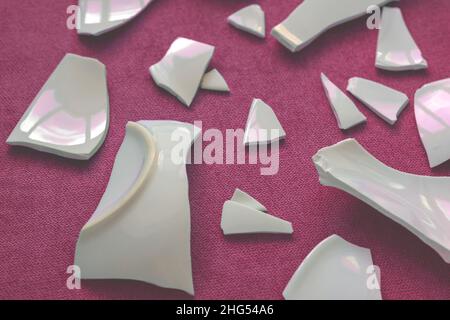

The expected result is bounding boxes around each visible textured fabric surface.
[0,0,449,300]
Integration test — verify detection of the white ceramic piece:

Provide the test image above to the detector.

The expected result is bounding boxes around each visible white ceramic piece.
[414,78,450,168]
[77,0,154,36]
[74,120,201,295]
[149,37,215,107]
[271,0,397,52]
[227,4,265,38]
[347,77,408,125]
[200,69,230,92]
[230,188,267,212]
[243,99,286,146]
[313,139,450,263]
[283,235,381,300]
[321,73,366,130]
[376,7,427,71]
[6,53,109,160]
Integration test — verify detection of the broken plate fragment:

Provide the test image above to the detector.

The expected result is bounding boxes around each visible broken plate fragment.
[149,37,215,107]
[321,73,366,130]
[243,99,286,146]
[6,53,109,160]
[376,7,427,71]
[200,69,230,92]
[313,139,450,263]
[414,78,450,167]
[74,120,201,295]
[221,189,293,235]
[271,0,397,52]
[227,4,265,38]
[347,77,408,125]
[283,235,381,300]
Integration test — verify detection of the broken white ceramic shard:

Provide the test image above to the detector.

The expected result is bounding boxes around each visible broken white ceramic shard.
[313,139,450,263]
[271,0,397,52]
[414,78,450,168]
[283,235,381,300]
[227,4,265,38]
[376,7,427,71]
[347,77,408,125]
[243,99,286,146]
[321,73,366,130]
[231,188,267,212]
[200,69,230,92]
[6,53,109,160]
[77,0,154,36]
[74,120,201,295]
[149,37,215,107]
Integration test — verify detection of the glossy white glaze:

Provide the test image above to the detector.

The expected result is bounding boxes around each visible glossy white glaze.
[227,4,265,38]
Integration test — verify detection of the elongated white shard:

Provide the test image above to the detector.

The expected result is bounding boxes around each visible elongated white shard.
[414,78,450,168]
[243,99,286,146]
[347,77,408,125]
[376,7,427,71]
[77,0,154,36]
[227,4,265,38]
[6,53,109,160]
[231,188,267,212]
[283,235,381,300]
[200,69,230,92]
[313,139,450,263]
[321,73,366,130]
[149,37,215,107]
[271,0,397,52]
[74,120,201,295]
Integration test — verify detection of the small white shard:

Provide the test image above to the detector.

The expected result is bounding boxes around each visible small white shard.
[321,73,366,130]
[230,188,267,212]
[200,69,230,92]
[376,7,427,71]
[227,4,265,38]
[347,77,408,125]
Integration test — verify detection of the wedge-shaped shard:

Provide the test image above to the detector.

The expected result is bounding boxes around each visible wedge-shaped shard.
[271,0,397,52]
[347,77,408,125]
[74,120,201,295]
[149,37,215,107]
[6,53,109,160]
[227,4,265,38]
[313,139,450,263]
[231,188,267,212]
[376,7,427,71]
[321,73,366,130]
[243,99,286,146]
[200,69,230,92]
[77,0,154,36]
[283,235,381,300]
[415,78,450,168]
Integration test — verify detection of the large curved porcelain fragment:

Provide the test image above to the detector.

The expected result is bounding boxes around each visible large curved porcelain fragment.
[321,73,366,130]
[376,7,427,71]
[227,4,265,38]
[74,120,201,295]
[200,69,230,92]
[313,139,450,263]
[271,0,397,52]
[77,0,154,36]
[414,78,450,168]
[149,37,215,107]
[347,77,408,125]
[6,53,109,160]
[283,235,381,300]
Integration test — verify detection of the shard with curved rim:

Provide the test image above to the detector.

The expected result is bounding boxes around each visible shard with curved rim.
[200,69,230,92]
[227,4,265,38]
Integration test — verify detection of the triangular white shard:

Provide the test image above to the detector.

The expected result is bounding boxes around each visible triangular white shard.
[313,139,450,263]
[230,188,267,212]
[74,120,201,295]
[271,0,397,52]
[200,69,230,92]
[6,53,109,160]
[283,235,381,300]
[347,77,408,125]
[77,0,154,36]
[243,99,286,146]
[227,4,265,38]
[321,73,366,130]
[414,78,450,168]
[149,37,215,107]
[376,7,428,71]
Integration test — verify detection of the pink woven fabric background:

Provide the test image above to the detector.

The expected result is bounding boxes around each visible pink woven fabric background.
[1,0,449,299]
